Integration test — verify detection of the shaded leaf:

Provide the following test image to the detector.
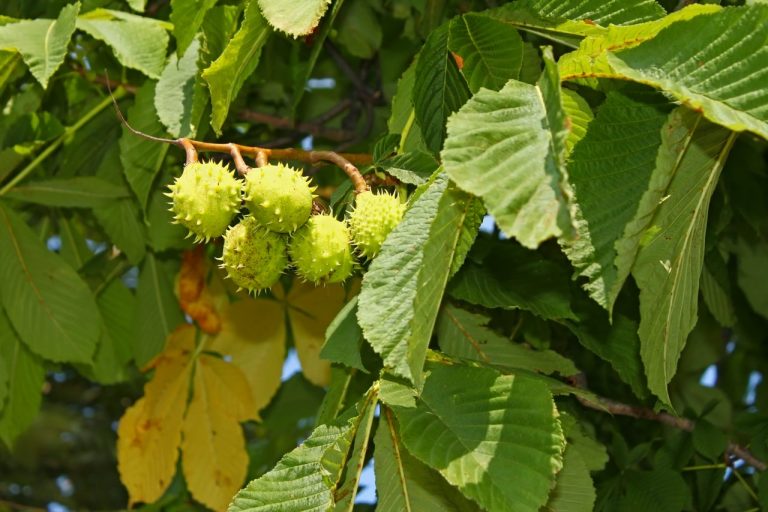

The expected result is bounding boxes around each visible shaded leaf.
[449,242,575,320]
[0,2,79,88]
[134,252,184,366]
[0,308,45,447]
[170,0,218,56]
[321,296,366,372]
[562,89,671,311]
[438,303,578,376]
[448,13,524,93]
[0,203,100,363]
[120,81,170,211]
[5,176,129,207]
[544,447,595,512]
[632,110,735,405]
[413,24,470,155]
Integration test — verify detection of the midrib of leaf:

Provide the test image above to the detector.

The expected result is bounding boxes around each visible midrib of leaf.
[0,207,69,342]
[43,18,55,82]
[460,17,521,83]
[147,255,171,336]
[648,124,737,387]
[59,218,84,268]
[383,408,413,512]
[443,307,491,363]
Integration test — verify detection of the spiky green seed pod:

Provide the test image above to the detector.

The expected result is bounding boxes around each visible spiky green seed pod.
[244,163,315,233]
[289,215,355,283]
[221,216,288,293]
[348,190,405,259]
[167,161,242,242]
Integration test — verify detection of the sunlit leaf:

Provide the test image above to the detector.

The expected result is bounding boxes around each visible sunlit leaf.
[256,0,332,37]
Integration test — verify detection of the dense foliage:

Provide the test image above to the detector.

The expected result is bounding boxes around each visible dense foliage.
[0,0,767,510]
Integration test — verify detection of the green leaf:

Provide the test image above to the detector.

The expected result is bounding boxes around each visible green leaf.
[438,303,578,376]
[384,363,565,512]
[0,203,100,364]
[442,49,573,249]
[448,13,524,94]
[333,391,378,511]
[202,0,270,134]
[256,0,332,37]
[133,252,183,366]
[5,176,129,207]
[734,238,768,320]
[126,0,147,12]
[335,0,382,59]
[381,151,439,186]
[413,24,470,156]
[448,243,575,320]
[357,173,481,387]
[229,404,359,512]
[0,307,45,447]
[607,5,768,140]
[563,298,646,399]
[146,171,193,252]
[520,0,664,25]
[560,89,592,153]
[0,2,80,88]
[120,81,170,211]
[92,146,146,265]
[632,110,736,405]
[700,249,736,327]
[320,297,366,372]
[544,447,595,512]
[57,214,91,269]
[155,38,206,138]
[374,406,481,512]
[562,89,670,311]
[80,279,135,384]
[76,9,170,79]
[558,5,721,86]
[619,469,688,512]
[170,0,217,56]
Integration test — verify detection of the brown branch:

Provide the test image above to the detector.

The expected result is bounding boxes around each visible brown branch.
[228,143,250,176]
[571,378,766,471]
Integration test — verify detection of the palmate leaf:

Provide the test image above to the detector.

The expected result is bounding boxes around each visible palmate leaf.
[632,109,736,406]
[608,5,768,140]
[5,176,129,207]
[155,38,206,138]
[228,393,374,512]
[382,363,565,512]
[202,0,270,134]
[0,2,79,88]
[558,5,721,85]
[413,24,470,156]
[357,172,482,388]
[374,407,481,512]
[256,0,332,37]
[442,49,574,249]
[438,303,578,376]
[448,13,525,94]
[0,203,100,364]
[76,9,170,79]
[562,88,671,311]
[170,0,218,56]
[120,81,170,211]
[0,308,45,447]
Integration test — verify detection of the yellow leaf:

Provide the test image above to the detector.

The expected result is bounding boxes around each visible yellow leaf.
[182,354,251,511]
[204,297,285,419]
[286,281,350,387]
[117,326,195,506]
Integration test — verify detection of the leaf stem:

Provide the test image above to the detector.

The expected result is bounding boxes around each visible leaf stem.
[0,91,126,196]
